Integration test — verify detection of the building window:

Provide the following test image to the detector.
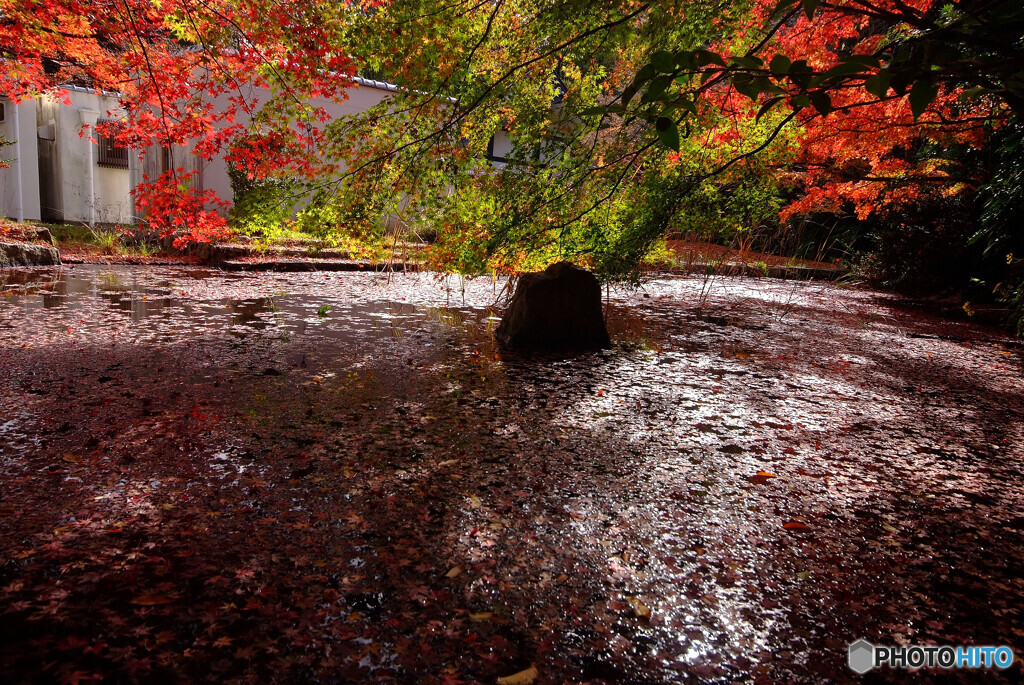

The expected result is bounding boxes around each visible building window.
[97,126,129,169]
[485,136,507,163]
[160,146,171,174]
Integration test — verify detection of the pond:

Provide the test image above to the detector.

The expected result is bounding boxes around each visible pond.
[1,265,1022,683]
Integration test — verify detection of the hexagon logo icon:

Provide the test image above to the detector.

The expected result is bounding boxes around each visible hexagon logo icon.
[848,639,875,674]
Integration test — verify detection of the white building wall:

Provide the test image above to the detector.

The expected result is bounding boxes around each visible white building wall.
[9,79,448,228]
[199,79,394,211]
[0,99,42,222]
[490,131,514,161]
[42,88,137,225]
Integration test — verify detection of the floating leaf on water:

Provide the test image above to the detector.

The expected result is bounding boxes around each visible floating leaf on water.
[497,664,538,685]
[131,593,175,606]
[628,597,652,619]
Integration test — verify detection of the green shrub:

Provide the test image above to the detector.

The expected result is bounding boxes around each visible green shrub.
[227,164,301,237]
[977,118,1024,334]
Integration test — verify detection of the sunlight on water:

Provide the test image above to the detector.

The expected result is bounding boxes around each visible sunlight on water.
[1,265,1023,681]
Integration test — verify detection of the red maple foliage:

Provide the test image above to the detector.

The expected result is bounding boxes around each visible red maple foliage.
[746,0,1008,222]
[0,0,359,242]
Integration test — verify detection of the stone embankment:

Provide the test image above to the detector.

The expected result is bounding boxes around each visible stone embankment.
[0,242,61,268]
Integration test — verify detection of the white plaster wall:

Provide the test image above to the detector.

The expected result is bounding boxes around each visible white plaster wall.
[491,131,514,161]
[0,99,42,222]
[200,81,394,212]
[50,89,137,225]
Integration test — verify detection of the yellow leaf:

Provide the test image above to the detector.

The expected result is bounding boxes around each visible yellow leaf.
[445,565,464,578]
[628,597,652,619]
[497,665,538,685]
[61,453,82,464]
[468,494,482,509]
[469,612,493,621]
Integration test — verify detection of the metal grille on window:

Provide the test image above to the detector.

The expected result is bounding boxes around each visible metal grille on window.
[97,126,129,169]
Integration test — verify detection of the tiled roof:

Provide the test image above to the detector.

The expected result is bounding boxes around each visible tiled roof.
[350,76,399,92]
[59,84,122,97]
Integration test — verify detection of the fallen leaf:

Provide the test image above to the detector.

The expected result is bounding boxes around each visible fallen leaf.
[62,453,82,464]
[783,520,811,531]
[628,597,652,619]
[469,612,493,621]
[497,664,538,685]
[467,494,482,509]
[57,635,89,651]
[445,565,464,578]
[750,470,777,484]
[130,593,175,606]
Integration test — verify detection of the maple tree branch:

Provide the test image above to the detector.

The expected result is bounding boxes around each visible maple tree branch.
[115,0,180,190]
[699,110,797,181]
[332,3,651,185]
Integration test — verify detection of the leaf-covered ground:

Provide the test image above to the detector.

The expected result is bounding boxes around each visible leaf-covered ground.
[1,266,1022,684]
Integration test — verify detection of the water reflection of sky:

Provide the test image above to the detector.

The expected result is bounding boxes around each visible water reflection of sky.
[0,267,497,348]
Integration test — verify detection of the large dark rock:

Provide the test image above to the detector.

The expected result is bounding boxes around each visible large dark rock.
[495,261,611,349]
[0,242,61,268]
